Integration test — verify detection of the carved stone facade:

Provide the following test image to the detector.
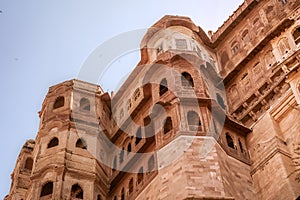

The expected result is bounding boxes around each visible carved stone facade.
[5,0,300,199]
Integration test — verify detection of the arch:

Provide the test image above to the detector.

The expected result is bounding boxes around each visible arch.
[231,41,239,54]
[80,98,90,111]
[238,138,244,153]
[137,167,143,184]
[216,93,226,109]
[53,96,64,109]
[121,188,125,200]
[264,50,276,68]
[278,37,291,55]
[71,184,83,199]
[148,155,155,171]
[220,51,229,67]
[242,29,250,44]
[129,178,134,194]
[163,117,173,134]
[135,127,142,145]
[127,143,131,154]
[113,196,117,200]
[97,194,102,200]
[159,78,168,96]
[76,138,87,149]
[47,137,59,148]
[226,132,235,149]
[187,111,202,131]
[181,72,194,88]
[24,157,33,171]
[40,181,53,197]
[293,27,300,45]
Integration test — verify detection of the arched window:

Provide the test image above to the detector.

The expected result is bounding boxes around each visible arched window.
[238,139,244,153]
[127,143,131,154]
[71,184,83,199]
[216,93,226,109]
[293,27,300,45]
[137,167,143,184]
[220,51,229,67]
[47,137,59,148]
[264,50,276,68]
[148,155,155,171]
[231,41,239,54]
[80,98,90,111]
[113,196,117,200]
[181,72,194,88]
[226,133,235,149]
[242,29,250,44]
[24,157,33,171]
[163,117,173,134]
[97,195,102,200]
[129,178,134,194]
[120,148,124,163]
[135,127,142,145]
[40,182,53,197]
[76,138,87,149]
[121,188,125,200]
[159,78,168,96]
[187,111,202,131]
[53,96,64,109]
[278,37,291,55]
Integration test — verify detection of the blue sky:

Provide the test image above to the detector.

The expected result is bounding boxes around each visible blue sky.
[0,0,243,198]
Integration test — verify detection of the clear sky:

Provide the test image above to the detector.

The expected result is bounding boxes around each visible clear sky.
[0,0,243,198]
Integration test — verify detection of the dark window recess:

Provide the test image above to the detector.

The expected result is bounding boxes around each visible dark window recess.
[40,182,53,197]
[293,27,300,45]
[159,78,168,96]
[47,137,59,148]
[226,133,235,149]
[71,184,83,199]
[76,138,87,149]
[53,96,64,109]
[129,178,134,193]
[163,117,173,134]
[135,127,142,145]
[181,72,194,88]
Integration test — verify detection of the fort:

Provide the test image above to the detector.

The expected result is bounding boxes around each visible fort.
[5,0,300,199]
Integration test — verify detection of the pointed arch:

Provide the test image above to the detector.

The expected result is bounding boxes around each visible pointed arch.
[71,184,83,199]
[47,137,59,148]
[76,138,87,149]
[226,132,235,149]
[24,157,33,171]
[159,78,168,96]
[40,182,53,197]
[181,72,194,88]
[53,96,65,109]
